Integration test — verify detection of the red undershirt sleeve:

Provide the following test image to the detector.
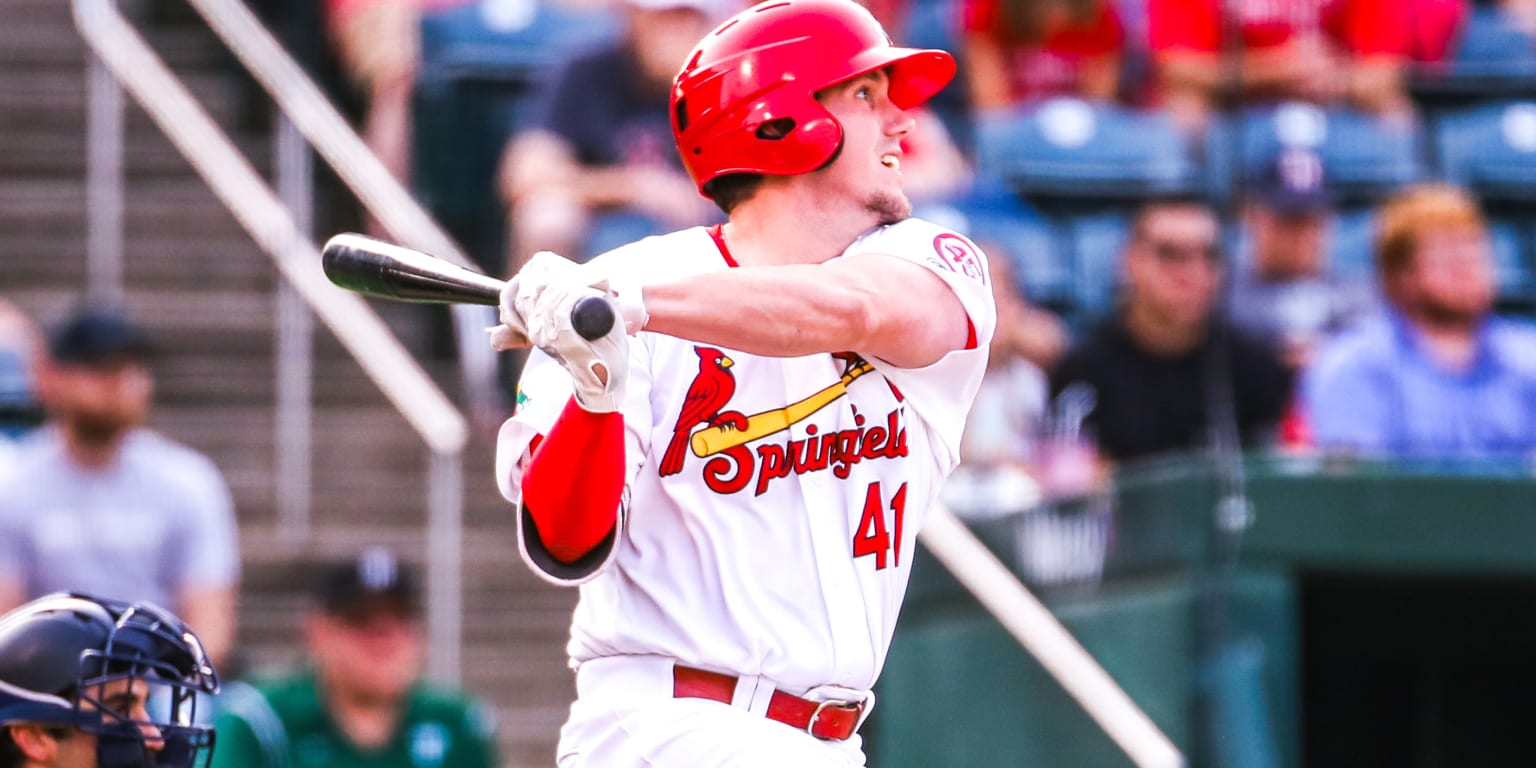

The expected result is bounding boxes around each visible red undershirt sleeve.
[520,396,625,564]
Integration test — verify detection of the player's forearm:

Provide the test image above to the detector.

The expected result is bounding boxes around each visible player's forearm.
[643,265,883,357]
[641,257,967,366]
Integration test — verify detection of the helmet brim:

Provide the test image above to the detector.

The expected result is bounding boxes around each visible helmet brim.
[844,47,956,111]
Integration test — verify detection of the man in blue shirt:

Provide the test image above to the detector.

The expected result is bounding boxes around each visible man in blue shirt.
[1302,184,1536,457]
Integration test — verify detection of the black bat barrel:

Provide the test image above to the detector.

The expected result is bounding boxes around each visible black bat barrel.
[321,233,615,340]
[322,233,503,306]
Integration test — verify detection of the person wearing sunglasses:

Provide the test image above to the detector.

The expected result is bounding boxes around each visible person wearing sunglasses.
[1049,196,1294,466]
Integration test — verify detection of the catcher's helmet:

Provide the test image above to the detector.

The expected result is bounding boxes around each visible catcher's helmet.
[670,0,955,197]
[0,593,219,768]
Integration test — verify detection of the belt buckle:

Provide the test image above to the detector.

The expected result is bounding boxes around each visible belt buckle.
[805,699,858,739]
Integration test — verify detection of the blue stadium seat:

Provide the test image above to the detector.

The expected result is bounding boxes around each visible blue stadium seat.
[1488,217,1535,307]
[1455,7,1536,65]
[974,99,1203,201]
[1222,104,1427,203]
[412,0,621,270]
[1065,210,1133,318]
[1434,101,1536,201]
[953,182,1070,309]
[1412,6,1536,97]
[417,0,619,79]
[1327,206,1378,286]
[898,0,960,55]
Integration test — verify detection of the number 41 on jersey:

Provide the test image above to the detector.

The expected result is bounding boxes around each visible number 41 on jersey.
[853,481,907,570]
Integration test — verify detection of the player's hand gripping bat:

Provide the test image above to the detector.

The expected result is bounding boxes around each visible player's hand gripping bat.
[320,233,616,343]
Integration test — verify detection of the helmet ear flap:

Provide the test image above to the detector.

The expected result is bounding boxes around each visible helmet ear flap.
[682,92,844,189]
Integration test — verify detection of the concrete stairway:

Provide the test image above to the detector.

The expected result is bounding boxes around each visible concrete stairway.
[0,0,576,764]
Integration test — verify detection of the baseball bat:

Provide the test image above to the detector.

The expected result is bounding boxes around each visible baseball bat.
[321,233,615,341]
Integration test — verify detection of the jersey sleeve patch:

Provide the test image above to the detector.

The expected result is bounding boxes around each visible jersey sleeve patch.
[931,233,988,285]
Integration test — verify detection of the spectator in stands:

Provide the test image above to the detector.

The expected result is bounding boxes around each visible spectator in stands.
[960,0,1127,111]
[946,253,1066,512]
[952,253,1062,460]
[211,548,499,768]
[326,0,471,237]
[1302,184,1536,457]
[1146,0,1425,131]
[1050,197,1294,464]
[1503,0,1536,37]
[0,307,239,669]
[498,0,727,267]
[1226,147,1375,368]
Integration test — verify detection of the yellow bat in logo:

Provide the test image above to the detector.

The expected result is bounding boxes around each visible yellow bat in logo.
[690,361,874,457]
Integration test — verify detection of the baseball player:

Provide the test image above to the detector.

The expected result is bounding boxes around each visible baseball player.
[490,0,996,764]
[0,592,221,768]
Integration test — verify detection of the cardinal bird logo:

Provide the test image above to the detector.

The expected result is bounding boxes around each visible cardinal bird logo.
[659,346,749,477]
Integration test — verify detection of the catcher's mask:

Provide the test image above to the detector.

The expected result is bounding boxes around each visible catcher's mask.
[0,592,220,768]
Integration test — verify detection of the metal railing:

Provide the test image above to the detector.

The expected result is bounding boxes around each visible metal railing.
[73,0,474,681]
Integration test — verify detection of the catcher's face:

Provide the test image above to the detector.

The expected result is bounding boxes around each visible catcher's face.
[15,677,164,768]
[813,70,916,227]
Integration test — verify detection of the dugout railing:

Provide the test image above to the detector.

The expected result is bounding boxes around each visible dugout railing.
[71,0,474,682]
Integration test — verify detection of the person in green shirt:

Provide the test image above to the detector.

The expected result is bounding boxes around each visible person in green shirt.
[211,548,498,768]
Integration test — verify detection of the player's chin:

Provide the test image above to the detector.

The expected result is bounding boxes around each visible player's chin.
[866,190,912,227]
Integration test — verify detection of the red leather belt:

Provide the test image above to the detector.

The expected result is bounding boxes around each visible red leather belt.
[672,665,864,741]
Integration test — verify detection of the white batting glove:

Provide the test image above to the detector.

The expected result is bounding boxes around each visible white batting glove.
[487,292,530,351]
[515,251,649,335]
[525,279,630,413]
[488,269,531,351]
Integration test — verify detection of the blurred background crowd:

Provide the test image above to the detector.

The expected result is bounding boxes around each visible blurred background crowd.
[6,0,1536,764]
[255,0,1536,492]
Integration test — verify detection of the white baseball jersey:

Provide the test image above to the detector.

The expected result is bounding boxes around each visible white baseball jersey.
[496,218,996,697]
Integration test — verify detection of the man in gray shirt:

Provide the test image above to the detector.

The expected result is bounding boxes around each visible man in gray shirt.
[0,308,238,669]
[1226,147,1375,369]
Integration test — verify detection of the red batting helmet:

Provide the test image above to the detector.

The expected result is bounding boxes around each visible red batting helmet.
[670,0,956,197]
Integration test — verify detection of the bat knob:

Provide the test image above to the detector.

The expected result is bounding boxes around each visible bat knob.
[572,296,617,341]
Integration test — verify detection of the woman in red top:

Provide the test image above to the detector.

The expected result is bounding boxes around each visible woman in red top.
[1147,0,1461,130]
[960,0,1127,110]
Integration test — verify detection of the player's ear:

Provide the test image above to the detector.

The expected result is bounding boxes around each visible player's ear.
[7,724,64,764]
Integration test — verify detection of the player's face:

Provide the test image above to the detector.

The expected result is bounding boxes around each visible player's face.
[813,70,916,226]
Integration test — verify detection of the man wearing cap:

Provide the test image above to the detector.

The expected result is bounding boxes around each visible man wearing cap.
[0,307,239,669]
[497,0,728,266]
[211,548,498,768]
[1226,147,1375,369]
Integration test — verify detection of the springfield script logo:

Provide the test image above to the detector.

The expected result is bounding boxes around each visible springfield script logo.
[660,350,908,496]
